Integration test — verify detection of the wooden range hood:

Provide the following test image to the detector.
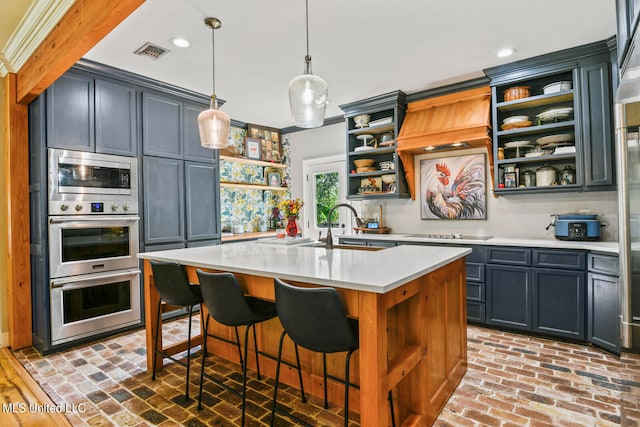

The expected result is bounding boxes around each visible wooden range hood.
[396,86,492,199]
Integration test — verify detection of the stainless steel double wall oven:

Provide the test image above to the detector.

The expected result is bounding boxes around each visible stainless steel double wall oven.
[47,149,141,346]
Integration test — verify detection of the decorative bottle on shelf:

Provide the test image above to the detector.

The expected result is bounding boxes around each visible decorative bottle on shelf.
[286,216,298,237]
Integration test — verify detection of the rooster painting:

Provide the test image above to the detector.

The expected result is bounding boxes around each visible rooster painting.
[421,154,486,219]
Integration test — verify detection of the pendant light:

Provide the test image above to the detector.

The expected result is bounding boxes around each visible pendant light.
[198,17,230,149]
[288,0,328,128]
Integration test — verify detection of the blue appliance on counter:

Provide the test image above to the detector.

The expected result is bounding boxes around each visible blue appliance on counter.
[547,213,602,241]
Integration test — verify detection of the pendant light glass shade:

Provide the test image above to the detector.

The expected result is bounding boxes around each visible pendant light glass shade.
[199,17,230,149]
[198,96,230,149]
[289,59,328,128]
[289,0,327,128]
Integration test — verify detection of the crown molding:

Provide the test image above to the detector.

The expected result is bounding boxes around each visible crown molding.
[0,59,8,77]
[0,0,75,77]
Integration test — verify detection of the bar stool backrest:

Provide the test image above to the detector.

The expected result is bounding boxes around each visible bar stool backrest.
[197,271,264,326]
[150,260,202,306]
[274,278,358,353]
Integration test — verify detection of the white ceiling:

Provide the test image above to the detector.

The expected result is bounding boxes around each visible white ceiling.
[84,0,617,129]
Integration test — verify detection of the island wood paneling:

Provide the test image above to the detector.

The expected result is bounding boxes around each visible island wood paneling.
[142,256,467,426]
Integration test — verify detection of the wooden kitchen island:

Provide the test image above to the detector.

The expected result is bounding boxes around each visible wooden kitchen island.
[138,242,470,426]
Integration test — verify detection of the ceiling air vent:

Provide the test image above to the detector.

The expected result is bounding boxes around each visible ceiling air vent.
[133,42,170,60]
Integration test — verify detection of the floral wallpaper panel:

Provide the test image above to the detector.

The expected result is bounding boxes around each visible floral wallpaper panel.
[220,127,291,232]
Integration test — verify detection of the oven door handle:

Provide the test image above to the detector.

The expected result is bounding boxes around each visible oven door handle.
[50,269,141,288]
[49,215,140,224]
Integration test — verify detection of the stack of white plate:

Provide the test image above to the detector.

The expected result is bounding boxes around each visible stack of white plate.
[536,107,573,122]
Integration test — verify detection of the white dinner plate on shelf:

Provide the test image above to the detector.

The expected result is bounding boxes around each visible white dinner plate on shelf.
[524,150,552,158]
[536,107,573,122]
[542,142,574,149]
[536,133,574,145]
[368,117,392,127]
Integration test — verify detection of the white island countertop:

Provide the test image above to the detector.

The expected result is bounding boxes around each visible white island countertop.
[138,243,471,294]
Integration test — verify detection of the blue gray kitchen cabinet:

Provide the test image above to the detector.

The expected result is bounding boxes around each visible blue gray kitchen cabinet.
[465,246,487,324]
[532,249,587,342]
[143,156,185,244]
[487,247,587,339]
[46,70,94,151]
[579,61,614,189]
[486,264,532,331]
[46,71,139,156]
[587,253,621,353]
[142,94,217,163]
[184,102,217,162]
[485,41,615,194]
[185,161,220,241]
[533,268,585,340]
[487,247,531,266]
[142,92,183,158]
[95,78,138,157]
[28,94,52,353]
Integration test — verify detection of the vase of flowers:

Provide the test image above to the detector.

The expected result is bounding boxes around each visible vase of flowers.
[278,198,304,237]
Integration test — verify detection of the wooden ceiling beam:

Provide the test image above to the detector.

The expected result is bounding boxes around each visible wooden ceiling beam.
[16,0,145,105]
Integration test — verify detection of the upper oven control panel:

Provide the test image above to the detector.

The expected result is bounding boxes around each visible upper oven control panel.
[49,200,139,215]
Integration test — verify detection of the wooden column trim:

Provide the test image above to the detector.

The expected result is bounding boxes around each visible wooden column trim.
[5,74,31,349]
[4,0,145,349]
[16,0,145,104]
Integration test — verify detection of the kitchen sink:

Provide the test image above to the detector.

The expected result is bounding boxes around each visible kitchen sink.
[307,242,383,251]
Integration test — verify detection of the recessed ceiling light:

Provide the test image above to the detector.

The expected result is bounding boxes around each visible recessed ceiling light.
[497,48,516,58]
[170,37,190,48]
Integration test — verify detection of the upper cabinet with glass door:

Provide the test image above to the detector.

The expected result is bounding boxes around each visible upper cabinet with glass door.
[339,91,410,200]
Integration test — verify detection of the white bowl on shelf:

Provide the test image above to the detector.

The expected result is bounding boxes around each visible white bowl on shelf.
[502,115,529,125]
[542,81,572,94]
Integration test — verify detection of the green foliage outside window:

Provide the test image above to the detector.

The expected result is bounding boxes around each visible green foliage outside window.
[314,172,339,228]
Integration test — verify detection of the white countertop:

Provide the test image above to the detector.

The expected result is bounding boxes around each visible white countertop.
[138,243,471,294]
[337,233,620,254]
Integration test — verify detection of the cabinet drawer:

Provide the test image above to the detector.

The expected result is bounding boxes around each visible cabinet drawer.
[533,249,586,270]
[467,302,485,323]
[466,262,485,283]
[466,246,488,263]
[467,282,485,302]
[588,253,619,276]
[488,247,531,266]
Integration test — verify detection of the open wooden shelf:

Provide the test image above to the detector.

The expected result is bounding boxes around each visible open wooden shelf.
[220,155,287,169]
[220,182,288,191]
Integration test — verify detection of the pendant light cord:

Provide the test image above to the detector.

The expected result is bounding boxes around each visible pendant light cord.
[305,0,310,59]
[211,24,216,96]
